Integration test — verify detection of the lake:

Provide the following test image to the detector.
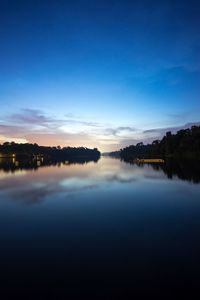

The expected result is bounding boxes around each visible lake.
[0,157,200,298]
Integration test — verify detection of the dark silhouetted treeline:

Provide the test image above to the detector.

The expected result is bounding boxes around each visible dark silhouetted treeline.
[102,151,120,158]
[119,126,200,160]
[0,142,100,160]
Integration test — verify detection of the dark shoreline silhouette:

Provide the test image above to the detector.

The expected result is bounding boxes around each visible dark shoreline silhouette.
[0,142,101,161]
[109,125,200,161]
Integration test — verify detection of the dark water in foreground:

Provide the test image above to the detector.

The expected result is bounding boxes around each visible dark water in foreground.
[0,157,200,299]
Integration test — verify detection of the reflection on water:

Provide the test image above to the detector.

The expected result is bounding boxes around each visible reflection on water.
[1,156,200,184]
[0,156,99,172]
[123,158,200,183]
[0,157,200,298]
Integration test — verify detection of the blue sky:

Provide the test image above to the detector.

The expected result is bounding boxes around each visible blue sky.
[0,0,200,151]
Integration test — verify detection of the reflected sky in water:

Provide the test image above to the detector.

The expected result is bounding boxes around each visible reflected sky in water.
[1,157,199,205]
[0,157,200,297]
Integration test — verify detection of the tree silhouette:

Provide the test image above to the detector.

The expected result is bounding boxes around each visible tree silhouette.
[120,126,200,160]
[0,142,101,160]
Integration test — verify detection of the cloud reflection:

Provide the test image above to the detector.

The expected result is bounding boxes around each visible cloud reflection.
[0,158,149,205]
[0,157,199,206]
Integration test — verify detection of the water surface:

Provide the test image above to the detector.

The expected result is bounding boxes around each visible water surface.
[0,157,200,298]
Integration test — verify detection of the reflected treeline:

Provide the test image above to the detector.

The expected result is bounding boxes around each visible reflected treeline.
[0,157,100,173]
[123,158,200,184]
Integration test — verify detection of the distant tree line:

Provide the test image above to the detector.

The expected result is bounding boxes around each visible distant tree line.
[0,142,101,160]
[116,125,200,160]
[103,151,120,158]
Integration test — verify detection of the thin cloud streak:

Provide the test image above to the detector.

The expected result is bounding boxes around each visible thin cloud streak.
[8,109,101,129]
[1,109,99,148]
[105,126,136,136]
[143,122,200,135]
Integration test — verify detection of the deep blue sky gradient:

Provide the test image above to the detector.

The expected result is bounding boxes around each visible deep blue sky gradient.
[0,0,200,150]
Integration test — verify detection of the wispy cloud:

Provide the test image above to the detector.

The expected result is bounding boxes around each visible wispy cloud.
[10,109,54,125]
[64,119,101,127]
[8,109,65,129]
[143,122,200,138]
[0,109,100,147]
[105,126,136,136]
[7,109,102,129]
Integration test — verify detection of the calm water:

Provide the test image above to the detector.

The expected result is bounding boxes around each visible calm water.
[0,157,200,298]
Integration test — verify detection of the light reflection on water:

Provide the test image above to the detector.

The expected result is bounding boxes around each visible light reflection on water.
[0,157,200,297]
[0,157,174,205]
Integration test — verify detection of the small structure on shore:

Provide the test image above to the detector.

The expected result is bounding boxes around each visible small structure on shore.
[134,158,165,163]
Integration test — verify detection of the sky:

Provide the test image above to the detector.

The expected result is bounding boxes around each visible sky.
[0,0,200,151]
